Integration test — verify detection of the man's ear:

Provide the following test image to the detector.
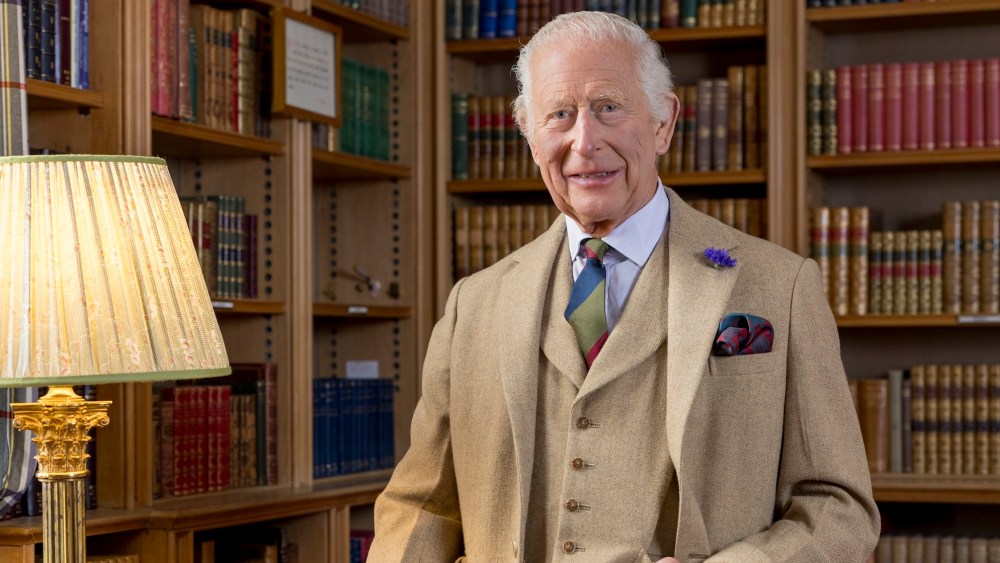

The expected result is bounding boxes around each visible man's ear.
[654,92,681,156]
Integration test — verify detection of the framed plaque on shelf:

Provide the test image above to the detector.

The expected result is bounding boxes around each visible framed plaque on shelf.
[273,8,342,126]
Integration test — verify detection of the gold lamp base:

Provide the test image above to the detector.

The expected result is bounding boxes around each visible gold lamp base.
[12,385,111,563]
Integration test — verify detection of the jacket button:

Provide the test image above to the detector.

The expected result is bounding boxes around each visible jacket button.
[565,499,579,512]
[570,457,585,470]
[576,417,591,429]
[562,541,577,554]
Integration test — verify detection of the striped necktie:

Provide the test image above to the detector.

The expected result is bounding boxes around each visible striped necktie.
[565,238,612,368]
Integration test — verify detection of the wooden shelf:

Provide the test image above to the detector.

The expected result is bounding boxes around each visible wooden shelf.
[311,0,408,41]
[447,25,765,62]
[0,508,150,545]
[871,473,1000,504]
[312,149,410,181]
[448,169,765,194]
[808,148,1000,173]
[151,116,284,159]
[807,0,1000,32]
[149,480,385,532]
[313,303,412,319]
[835,314,1000,328]
[212,299,286,315]
[664,169,767,186]
[26,79,103,110]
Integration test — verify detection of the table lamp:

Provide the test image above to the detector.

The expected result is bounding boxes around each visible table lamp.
[0,155,231,562]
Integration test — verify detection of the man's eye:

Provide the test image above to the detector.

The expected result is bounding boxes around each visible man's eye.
[553,110,570,119]
[600,104,619,112]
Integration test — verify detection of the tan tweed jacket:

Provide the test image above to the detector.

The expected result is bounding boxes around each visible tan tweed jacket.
[368,189,880,562]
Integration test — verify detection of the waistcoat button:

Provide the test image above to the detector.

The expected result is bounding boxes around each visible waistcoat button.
[576,417,591,429]
[562,541,576,554]
[565,499,579,512]
[570,457,585,470]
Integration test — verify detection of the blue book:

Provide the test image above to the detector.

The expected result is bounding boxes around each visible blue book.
[498,0,516,38]
[478,0,498,39]
[79,0,88,89]
[312,378,324,477]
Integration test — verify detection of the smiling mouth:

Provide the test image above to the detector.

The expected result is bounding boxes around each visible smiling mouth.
[575,172,612,179]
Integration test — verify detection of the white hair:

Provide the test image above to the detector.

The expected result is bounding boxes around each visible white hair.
[512,11,675,142]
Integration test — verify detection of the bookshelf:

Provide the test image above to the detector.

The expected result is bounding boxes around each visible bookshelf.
[433,0,799,308]
[799,0,1000,544]
[5,0,430,561]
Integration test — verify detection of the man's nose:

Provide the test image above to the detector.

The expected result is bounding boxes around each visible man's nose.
[571,111,601,155]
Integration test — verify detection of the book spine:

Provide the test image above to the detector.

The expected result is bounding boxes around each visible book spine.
[989,365,1000,475]
[491,95,505,179]
[727,66,744,170]
[987,58,1000,147]
[860,378,889,474]
[884,63,902,152]
[744,65,760,167]
[918,230,932,314]
[961,200,981,315]
[868,232,882,315]
[902,62,919,151]
[849,207,869,316]
[822,69,837,155]
[931,229,944,314]
[807,69,823,157]
[836,66,852,154]
[969,59,985,148]
[981,200,1000,314]
[867,63,884,152]
[880,231,894,315]
[811,207,830,300]
[911,365,926,474]
[962,365,976,475]
[925,365,939,474]
[888,369,903,473]
[893,231,907,315]
[905,230,918,316]
[942,201,963,314]
[919,61,936,150]
[498,0,517,37]
[712,78,729,171]
[938,365,953,475]
[695,78,714,171]
[949,364,964,474]
[830,207,850,316]
[951,59,969,149]
[935,60,952,150]
[40,0,55,82]
[851,64,868,153]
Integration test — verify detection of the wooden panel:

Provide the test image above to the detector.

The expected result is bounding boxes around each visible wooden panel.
[311,0,409,41]
[872,474,1000,504]
[152,117,285,158]
[26,80,103,110]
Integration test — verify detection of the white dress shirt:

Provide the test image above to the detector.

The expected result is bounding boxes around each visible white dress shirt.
[565,181,669,331]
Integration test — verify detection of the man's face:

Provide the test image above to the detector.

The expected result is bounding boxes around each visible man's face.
[526,40,677,237]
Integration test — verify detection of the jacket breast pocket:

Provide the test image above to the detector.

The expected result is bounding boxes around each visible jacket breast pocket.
[708,352,780,377]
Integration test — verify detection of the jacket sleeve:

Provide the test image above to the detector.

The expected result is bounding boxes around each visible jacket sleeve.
[707,258,880,563]
[367,279,465,562]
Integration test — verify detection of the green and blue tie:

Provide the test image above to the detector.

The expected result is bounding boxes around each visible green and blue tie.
[565,238,611,368]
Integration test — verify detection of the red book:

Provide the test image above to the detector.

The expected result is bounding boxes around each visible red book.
[920,62,936,150]
[902,63,920,150]
[986,58,1000,147]
[868,63,885,152]
[852,65,869,152]
[885,64,902,152]
[935,61,953,150]
[951,59,969,149]
[837,66,853,154]
[969,59,986,148]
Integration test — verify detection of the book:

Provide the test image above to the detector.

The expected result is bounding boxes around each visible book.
[981,200,1000,314]
[935,61,952,150]
[951,59,969,149]
[859,377,889,474]
[851,65,868,153]
[942,202,962,314]
[910,365,926,474]
[919,62,936,150]
[836,66,852,154]
[867,63,884,152]
[902,63,919,151]
[888,369,904,473]
[961,201,981,315]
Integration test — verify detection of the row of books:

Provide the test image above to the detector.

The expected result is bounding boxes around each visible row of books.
[21,0,89,88]
[310,59,392,161]
[339,58,391,161]
[806,59,1000,157]
[153,363,278,498]
[180,194,258,301]
[811,201,1000,317]
[151,1,274,138]
[687,198,767,238]
[871,535,1000,563]
[850,364,1000,476]
[659,65,768,175]
[329,0,409,27]
[453,204,560,279]
[350,529,375,563]
[446,0,766,41]
[451,94,537,182]
[312,378,396,478]
[810,0,949,7]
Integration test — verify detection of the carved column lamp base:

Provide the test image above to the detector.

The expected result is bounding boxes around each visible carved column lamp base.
[12,385,111,563]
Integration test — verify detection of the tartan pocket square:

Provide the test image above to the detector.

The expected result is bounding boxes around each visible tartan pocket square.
[712,313,774,356]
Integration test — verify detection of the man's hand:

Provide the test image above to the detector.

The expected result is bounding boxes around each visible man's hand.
[655,558,681,563]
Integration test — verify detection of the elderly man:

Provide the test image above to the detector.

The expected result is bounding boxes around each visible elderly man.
[369,11,879,562]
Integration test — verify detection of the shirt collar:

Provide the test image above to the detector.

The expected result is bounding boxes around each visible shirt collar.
[565,179,669,267]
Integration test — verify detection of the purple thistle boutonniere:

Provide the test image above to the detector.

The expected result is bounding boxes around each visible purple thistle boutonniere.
[704,247,737,269]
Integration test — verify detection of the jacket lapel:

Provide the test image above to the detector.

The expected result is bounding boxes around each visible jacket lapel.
[664,191,741,503]
[498,216,568,545]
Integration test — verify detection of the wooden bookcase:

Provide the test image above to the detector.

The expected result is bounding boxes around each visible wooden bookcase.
[1,0,432,561]
[432,0,799,307]
[431,0,1000,552]
[798,0,1000,540]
